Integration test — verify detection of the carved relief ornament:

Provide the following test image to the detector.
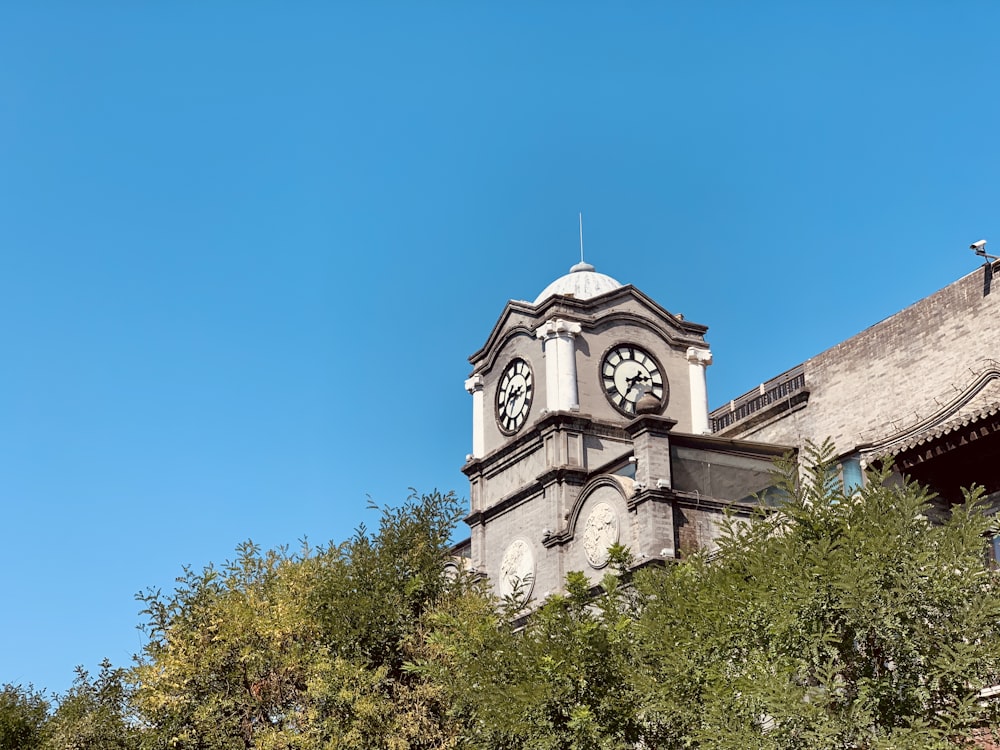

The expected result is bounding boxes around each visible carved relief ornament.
[499,538,535,598]
[583,501,620,568]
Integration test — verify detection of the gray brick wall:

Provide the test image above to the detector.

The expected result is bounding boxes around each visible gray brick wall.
[727,264,1000,455]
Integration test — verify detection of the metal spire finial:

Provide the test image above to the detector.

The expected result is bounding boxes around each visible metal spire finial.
[570,212,595,273]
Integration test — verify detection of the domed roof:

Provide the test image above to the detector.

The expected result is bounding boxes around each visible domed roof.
[532,261,623,305]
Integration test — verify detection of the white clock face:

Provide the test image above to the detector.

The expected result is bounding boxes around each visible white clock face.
[601,344,666,415]
[496,358,533,434]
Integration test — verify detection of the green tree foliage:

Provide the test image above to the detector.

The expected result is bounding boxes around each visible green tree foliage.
[132,490,465,750]
[420,443,1000,749]
[10,452,999,749]
[632,442,1000,748]
[44,659,139,750]
[416,562,645,750]
[0,683,48,750]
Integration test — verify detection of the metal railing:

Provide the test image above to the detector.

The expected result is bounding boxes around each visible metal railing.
[710,364,806,433]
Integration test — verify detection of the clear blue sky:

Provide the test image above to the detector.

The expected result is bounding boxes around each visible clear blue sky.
[2,2,998,696]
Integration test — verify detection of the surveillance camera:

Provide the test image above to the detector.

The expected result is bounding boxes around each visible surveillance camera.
[971,239,987,250]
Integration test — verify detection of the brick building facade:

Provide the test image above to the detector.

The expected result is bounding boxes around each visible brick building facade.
[457,258,1000,598]
[711,260,1000,507]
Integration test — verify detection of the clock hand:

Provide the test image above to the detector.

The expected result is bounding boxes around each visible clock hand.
[506,385,524,413]
[626,373,650,389]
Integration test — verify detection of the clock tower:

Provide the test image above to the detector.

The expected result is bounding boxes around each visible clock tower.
[462,261,780,602]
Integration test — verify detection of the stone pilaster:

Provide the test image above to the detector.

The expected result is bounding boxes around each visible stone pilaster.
[624,414,678,561]
[686,347,713,434]
[464,375,485,458]
[624,414,676,490]
[535,318,582,413]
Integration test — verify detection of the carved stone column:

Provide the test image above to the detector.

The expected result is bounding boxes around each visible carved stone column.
[464,375,485,458]
[686,347,713,434]
[535,318,582,413]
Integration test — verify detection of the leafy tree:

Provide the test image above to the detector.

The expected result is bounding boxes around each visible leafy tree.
[19,450,997,749]
[131,490,465,750]
[0,683,48,750]
[43,659,139,750]
[418,443,1000,749]
[415,552,645,749]
[632,442,1000,748]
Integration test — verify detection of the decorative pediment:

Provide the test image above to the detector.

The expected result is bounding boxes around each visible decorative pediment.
[468,284,707,375]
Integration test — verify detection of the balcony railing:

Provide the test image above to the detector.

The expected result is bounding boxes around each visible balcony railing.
[710,365,806,433]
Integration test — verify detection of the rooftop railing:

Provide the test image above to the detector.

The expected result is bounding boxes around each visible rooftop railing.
[710,364,806,433]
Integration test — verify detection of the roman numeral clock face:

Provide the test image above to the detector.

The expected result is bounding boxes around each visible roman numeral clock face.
[495,358,533,434]
[601,344,667,415]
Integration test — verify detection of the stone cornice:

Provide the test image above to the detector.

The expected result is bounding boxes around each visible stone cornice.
[625,485,674,511]
[667,430,795,458]
[536,465,590,488]
[623,414,678,440]
[670,489,764,515]
[461,411,630,478]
